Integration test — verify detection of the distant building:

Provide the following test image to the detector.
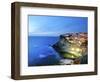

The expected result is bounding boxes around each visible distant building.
[53,32,87,59]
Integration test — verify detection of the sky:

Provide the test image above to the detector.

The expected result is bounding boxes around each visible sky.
[28,15,88,36]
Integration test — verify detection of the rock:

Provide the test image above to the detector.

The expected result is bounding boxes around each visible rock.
[59,59,74,65]
[53,33,87,60]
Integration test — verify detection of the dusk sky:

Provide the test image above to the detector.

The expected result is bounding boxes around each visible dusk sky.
[28,15,88,36]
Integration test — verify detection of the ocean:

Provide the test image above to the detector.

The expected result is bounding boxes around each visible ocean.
[28,36,61,66]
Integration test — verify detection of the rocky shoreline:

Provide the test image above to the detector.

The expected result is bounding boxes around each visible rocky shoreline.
[53,33,88,64]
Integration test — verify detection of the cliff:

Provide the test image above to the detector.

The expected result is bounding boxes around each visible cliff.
[53,33,87,60]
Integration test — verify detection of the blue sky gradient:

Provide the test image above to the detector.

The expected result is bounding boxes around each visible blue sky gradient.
[28,15,88,36]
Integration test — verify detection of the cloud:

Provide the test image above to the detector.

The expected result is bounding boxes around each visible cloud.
[29,31,64,36]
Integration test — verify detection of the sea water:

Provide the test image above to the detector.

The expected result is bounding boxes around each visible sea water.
[28,36,61,66]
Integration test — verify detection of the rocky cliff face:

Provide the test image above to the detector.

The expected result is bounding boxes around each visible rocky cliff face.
[53,33,87,63]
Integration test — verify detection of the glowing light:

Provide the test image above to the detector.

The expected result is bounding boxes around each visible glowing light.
[76,48,80,52]
[71,55,74,58]
[71,48,75,51]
